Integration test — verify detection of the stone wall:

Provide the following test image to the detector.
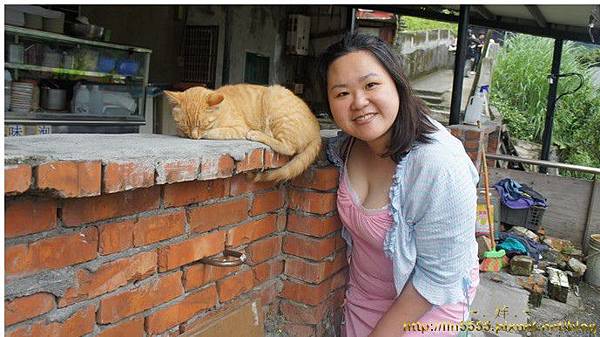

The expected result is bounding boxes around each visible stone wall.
[394,29,455,79]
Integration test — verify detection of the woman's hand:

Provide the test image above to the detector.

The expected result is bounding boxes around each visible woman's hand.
[368,281,432,337]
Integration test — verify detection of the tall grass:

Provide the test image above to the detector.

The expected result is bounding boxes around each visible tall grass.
[490,34,600,176]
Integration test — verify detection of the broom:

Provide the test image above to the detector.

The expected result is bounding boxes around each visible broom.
[478,124,508,272]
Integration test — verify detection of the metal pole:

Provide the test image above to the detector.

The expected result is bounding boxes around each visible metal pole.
[540,38,563,173]
[349,7,357,34]
[221,6,231,85]
[449,5,470,125]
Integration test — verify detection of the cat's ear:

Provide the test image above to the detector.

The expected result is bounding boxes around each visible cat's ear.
[207,93,224,106]
[164,91,182,106]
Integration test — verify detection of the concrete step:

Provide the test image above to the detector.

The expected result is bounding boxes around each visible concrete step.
[425,103,448,111]
[417,94,444,105]
[414,88,444,97]
[428,108,449,126]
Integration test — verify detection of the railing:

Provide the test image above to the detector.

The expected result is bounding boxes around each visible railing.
[487,153,600,176]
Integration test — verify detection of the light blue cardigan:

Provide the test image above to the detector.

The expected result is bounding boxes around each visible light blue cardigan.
[326,119,479,307]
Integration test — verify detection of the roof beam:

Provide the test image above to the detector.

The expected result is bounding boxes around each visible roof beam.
[526,5,548,28]
[473,5,496,21]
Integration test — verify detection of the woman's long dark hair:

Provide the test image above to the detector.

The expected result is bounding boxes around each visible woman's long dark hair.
[317,33,437,163]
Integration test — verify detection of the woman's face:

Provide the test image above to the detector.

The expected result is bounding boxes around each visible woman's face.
[326,50,400,146]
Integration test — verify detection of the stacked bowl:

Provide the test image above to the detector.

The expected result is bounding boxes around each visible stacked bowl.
[10,81,34,113]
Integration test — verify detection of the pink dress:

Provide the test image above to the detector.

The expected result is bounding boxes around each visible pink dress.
[338,164,479,337]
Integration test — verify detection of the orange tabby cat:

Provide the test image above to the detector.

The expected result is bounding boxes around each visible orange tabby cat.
[164,84,321,182]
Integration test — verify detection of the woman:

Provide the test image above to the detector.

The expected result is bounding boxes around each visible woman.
[318,34,480,337]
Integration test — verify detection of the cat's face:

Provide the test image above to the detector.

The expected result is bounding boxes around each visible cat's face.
[164,87,224,139]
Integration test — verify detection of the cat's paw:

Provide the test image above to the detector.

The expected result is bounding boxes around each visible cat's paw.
[246,130,264,142]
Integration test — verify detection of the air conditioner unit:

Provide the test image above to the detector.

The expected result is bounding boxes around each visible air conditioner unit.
[286,15,310,55]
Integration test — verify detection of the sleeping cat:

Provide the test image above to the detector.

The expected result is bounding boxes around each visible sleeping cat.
[164,84,321,182]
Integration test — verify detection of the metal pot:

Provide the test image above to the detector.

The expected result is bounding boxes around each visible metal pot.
[40,87,67,111]
[66,22,104,40]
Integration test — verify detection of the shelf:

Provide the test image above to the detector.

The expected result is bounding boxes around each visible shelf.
[5,62,144,81]
[5,111,145,125]
[5,25,152,54]
[5,24,151,129]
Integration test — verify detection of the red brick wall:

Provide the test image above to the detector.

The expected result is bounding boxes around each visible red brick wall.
[4,147,347,337]
[448,122,502,171]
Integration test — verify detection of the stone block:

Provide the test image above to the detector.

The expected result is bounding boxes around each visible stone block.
[510,255,533,276]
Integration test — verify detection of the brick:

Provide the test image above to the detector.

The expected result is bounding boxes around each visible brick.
[188,198,249,233]
[5,164,32,194]
[334,235,347,250]
[264,151,290,168]
[5,198,56,238]
[276,213,287,231]
[5,227,98,277]
[236,148,264,173]
[288,189,336,215]
[226,215,278,247]
[99,219,135,255]
[287,214,342,238]
[282,235,337,261]
[156,159,200,184]
[146,285,218,334]
[58,251,157,307]
[253,258,284,284]
[229,174,277,196]
[97,317,144,337]
[163,178,229,208]
[62,186,160,226]
[6,305,95,337]
[464,130,483,141]
[200,154,235,179]
[291,167,339,191]
[281,278,333,306]
[285,253,346,284]
[250,190,285,216]
[5,293,55,326]
[449,127,463,139]
[464,139,480,152]
[257,280,280,306]
[183,263,240,291]
[280,300,330,325]
[98,271,184,323]
[330,268,348,290]
[281,322,315,337]
[158,231,225,271]
[103,161,155,193]
[98,211,184,255]
[133,211,186,247]
[36,160,101,197]
[245,236,282,265]
[216,269,255,302]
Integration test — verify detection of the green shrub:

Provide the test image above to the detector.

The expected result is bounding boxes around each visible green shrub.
[398,16,457,35]
[490,34,600,178]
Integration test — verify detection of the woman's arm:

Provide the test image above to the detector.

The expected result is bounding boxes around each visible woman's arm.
[368,281,432,337]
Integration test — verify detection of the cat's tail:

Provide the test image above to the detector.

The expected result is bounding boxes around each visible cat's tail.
[254,137,322,183]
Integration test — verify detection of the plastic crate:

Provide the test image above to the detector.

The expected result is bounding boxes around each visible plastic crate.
[500,204,546,231]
